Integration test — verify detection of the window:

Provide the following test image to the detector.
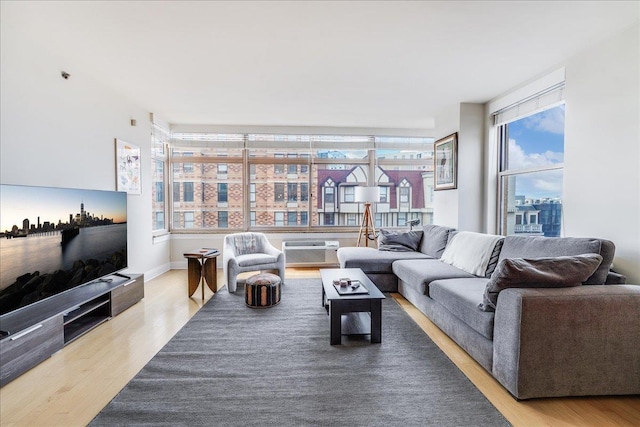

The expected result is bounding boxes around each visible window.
[287,183,297,202]
[173,182,180,202]
[275,183,285,202]
[274,154,284,174]
[344,187,355,203]
[399,186,409,203]
[155,182,164,202]
[183,153,194,172]
[183,182,194,202]
[287,211,297,225]
[398,212,407,226]
[168,133,433,231]
[323,213,334,225]
[274,212,285,226]
[218,183,228,203]
[496,92,565,237]
[324,187,335,203]
[151,123,169,233]
[249,183,256,203]
[218,211,228,228]
[379,187,388,203]
[375,137,435,226]
[184,212,194,228]
[169,134,244,230]
[287,154,297,174]
[155,212,165,230]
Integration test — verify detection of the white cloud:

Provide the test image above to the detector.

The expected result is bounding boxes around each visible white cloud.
[522,105,565,134]
[508,139,564,170]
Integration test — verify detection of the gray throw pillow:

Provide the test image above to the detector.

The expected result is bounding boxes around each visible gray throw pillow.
[478,253,603,312]
[378,229,423,252]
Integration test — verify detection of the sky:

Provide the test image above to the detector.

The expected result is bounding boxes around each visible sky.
[0,185,127,232]
[507,104,565,200]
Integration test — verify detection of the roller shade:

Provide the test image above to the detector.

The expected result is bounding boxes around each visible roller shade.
[493,83,565,126]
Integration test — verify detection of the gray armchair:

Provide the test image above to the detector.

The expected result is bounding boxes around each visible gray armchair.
[223,232,285,293]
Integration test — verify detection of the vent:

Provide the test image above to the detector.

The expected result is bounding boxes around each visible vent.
[282,240,339,266]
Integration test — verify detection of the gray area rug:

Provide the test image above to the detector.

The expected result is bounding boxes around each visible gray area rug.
[90,279,510,426]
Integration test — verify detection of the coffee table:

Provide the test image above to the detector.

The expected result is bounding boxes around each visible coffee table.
[320,268,385,345]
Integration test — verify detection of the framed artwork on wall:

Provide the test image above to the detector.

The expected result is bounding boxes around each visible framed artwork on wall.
[115,139,141,195]
[434,133,458,191]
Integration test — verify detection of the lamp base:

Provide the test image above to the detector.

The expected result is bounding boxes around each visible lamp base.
[357,203,377,248]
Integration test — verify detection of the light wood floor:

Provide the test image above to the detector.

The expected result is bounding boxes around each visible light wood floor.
[1,268,638,427]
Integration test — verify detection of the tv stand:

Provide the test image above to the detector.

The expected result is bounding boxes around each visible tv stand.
[0,274,144,387]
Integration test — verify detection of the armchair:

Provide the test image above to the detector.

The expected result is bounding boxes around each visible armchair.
[223,232,285,293]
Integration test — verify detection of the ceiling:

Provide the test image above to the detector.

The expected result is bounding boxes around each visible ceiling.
[2,1,638,131]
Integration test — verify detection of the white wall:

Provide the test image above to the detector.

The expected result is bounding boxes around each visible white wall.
[458,103,485,232]
[433,104,461,228]
[0,26,171,280]
[432,103,485,232]
[563,23,640,283]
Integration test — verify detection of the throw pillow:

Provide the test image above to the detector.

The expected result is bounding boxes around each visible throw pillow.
[440,231,504,276]
[378,229,423,252]
[478,253,603,312]
[234,234,257,255]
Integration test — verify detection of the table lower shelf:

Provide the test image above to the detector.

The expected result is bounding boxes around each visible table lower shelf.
[341,312,371,336]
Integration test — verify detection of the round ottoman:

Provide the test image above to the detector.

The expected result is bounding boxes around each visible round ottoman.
[245,273,281,308]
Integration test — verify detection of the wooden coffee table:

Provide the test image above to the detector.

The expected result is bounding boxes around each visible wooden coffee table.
[320,268,385,345]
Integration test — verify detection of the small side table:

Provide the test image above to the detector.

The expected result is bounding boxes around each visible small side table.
[183,249,220,299]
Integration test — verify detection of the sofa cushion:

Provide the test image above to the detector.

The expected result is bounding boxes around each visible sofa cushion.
[498,236,614,285]
[418,224,456,258]
[429,278,495,340]
[479,253,604,311]
[337,247,430,274]
[440,231,504,277]
[392,259,476,296]
[378,229,423,252]
[236,253,278,267]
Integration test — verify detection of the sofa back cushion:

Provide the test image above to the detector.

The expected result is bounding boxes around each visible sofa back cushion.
[418,224,456,258]
[498,236,615,285]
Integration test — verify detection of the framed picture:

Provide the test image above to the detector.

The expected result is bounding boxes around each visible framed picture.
[115,139,141,195]
[434,133,458,190]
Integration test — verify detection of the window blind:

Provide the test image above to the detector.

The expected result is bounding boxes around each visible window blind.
[493,83,565,126]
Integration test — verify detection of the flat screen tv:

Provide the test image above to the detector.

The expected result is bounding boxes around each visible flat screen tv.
[0,184,127,316]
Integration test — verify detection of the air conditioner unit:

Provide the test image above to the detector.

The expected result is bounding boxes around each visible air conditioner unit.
[282,240,340,266]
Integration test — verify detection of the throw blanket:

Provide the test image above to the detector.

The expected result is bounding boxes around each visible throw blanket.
[440,231,503,276]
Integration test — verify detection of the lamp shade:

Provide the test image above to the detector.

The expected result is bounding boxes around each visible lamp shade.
[354,186,380,203]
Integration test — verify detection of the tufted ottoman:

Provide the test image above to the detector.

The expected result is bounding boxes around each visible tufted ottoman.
[245,273,281,308]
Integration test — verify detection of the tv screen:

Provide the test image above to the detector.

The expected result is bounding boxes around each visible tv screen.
[0,184,127,316]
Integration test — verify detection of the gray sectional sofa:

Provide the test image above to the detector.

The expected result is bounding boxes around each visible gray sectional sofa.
[337,224,640,400]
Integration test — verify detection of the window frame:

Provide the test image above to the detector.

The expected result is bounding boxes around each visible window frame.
[496,102,565,237]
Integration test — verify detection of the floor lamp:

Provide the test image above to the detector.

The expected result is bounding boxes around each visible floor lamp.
[355,186,380,247]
